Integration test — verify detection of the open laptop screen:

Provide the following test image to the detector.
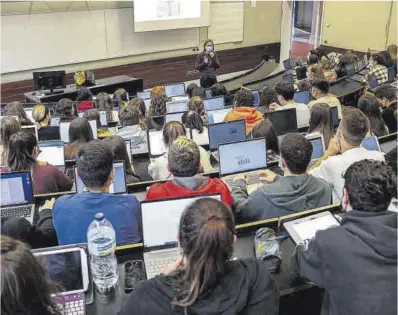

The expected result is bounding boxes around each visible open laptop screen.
[0,172,33,206]
[282,73,294,88]
[294,91,310,104]
[270,108,298,135]
[51,117,61,127]
[207,107,233,124]
[361,136,380,151]
[137,91,151,99]
[148,129,190,157]
[165,112,186,124]
[388,67,395,83]
[165,83,186,98]
[309,136,325,160]
[166,101,188,113]
[330,106,339,128]
[208,120,246,150]
[252,90,260,106]
[204,96,225,111]
[38,141,65,168]
[141,194,222,248]
[218,138,267,176]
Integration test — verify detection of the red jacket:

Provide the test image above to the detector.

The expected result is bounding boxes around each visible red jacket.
[146,177,233,206]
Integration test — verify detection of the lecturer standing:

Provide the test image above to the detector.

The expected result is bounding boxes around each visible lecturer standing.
[195,39,220,88]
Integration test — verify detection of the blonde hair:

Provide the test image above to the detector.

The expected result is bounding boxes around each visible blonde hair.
[188,97,205,116]
[168,136,201,177]
[32,104,49,127]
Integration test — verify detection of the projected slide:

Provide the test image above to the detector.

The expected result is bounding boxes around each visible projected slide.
[135,0,200,22]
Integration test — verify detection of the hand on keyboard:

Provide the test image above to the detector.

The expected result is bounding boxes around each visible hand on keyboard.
[259,170,277,183]
[161,257,184,275]
[233,174,248,183]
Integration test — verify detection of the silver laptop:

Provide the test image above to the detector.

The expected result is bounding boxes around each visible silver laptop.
[164,83,186,98]
[219,138,268,193]
[164,111,187,124]
[166,101,188,114]
[141,194,222,279]
[361,135,381,151]
[38,140,66,172]
[0,171,35,223]
[204,96,225,111]
[207,107,233,124]
[137,91,151,100]
[306,134,325,167]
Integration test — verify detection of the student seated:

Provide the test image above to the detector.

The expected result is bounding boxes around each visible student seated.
[309,108,385,203]
[4,101,32,126]
[53,140,141,246]
[307,103,333,149]
[102,135,141,184]
[374,84,397,133]
[95,92,113,112]
[113,88,128,108]
[126,97,149,129]
[150,85,165,98]
[367,53,389,86]
[146,137,232,206]
[83,108,112,137]
[56,98,76,122]
[211,83,233,106]
[64,117,94,161]
[231,133,332,222]
[250,119,281,163]
[182,111,207,140]
[307,54,325,82]
[358,94,388,137]
[321,59,337,81]
[32,104,60,141]
[148,92,168,118]
[293,160,397,315]
[1,235,64,315]
[224,90,263,134]
[259,85,280,114]
[7,131,73,194]
[191,86,206,100]
[186,82,198,98]
[297,80,312,92]
[119,198,279,315]
[0,117,21,166]
[269,82,310,128]
[76,87,94,112]
[308,79,342,119]
[188,96,205,116]
[115,105,148,154]
[148,122,213,180]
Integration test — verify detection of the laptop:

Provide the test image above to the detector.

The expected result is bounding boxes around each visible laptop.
[330,106,339,128]
[147,129,191,157]
[125,140,132,164]
[191,127,209,146]
[208,119,246,161]
[204,88,212,99]
[306,134,325,167]
[21,125,38,141]
[141,194,222,279]
[38,141,66,172]
[143,98,151,112]
[24,108,35,123]
[388,67,395,83]
[368,73,379,90]
[269,108,298,135]
[252,90,260,106]
[60,121,98,143]
[75,161,127,194]
[293,91,310,104]
[207,107,233,124]
[0,172,35,223]
[51,117,61,126]
[137,91,151,99]
[296,66,307,80]
[283,58,296,71]
[166,101,188,114]
[219,138,267,193]
[99,110,108,126]
[165,83,186,98]
[346,64,365,82]
[282,73,294,89]
[361,135,381,151]
[204,96,225,111]
[164,111,187,124]
[284,211,340,244]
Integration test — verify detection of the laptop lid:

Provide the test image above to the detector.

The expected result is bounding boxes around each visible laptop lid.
[293,91,310,104]
[345,64,355,76]
[141,194,222,250]
[361,136,381,151]
[59,122,70,143]
[125,140,132,164]
[307,134,325,160]
[0,172,34,207]
[164,111,187,124]
[21,125,38,142]
[204,96,225,111]
[165,83,186,98]
[191,127,209,146]
[208,119,246,151]
[207,107,233,124]
[38,141,65,168]
[147,129,191,157]
[143,98,151,112]
[296,66,307,80]
[282,73,294,89]
[368,73,379,89]
[330,106,339,128]
[270,108,298,135]
[24,108,35,123]
[252,90,260,106]
[99,111,108,126]
[219,138,267,177]
[388,67,395,83]
[166,101,188,114]
[283,59,293,70]
[51,117,60,127]
[204,88,212,99]
[88,120,98,139]
[137,91,151,99]
[75,161,127,194]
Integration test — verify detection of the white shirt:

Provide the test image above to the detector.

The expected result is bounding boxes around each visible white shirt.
[309,147,385,203]
[275,103,310,128]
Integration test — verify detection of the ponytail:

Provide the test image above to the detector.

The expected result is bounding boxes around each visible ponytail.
[182,111,204,134]
[7,131,37,171]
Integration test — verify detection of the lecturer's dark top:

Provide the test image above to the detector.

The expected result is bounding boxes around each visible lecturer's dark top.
[195,52,220,78]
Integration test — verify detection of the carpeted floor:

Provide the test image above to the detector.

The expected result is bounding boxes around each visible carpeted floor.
[291,41,313,58]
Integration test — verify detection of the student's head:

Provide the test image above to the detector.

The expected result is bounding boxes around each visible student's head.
[211,83,228,97]
[95,92,113,111]
[1,236,62,315]
[280,133,312,175]
[297,80,312,92]
[0,117,21,146]
[118,106,140,127]
[275,82,294,104]
[233,89,254,107]
[387,44,398,60]
[76,87,93,102]
[32,104,50,127]
[337,108,369,149]
[162,121,186,148]
[68,117,94,144]
[259,85,279,110]
[188,96,205,116]
[372,53,387,67]
[102,135,133,174]
[4,102,31,126]
[168,136,202,177]
[114,88,128,102]
[343,160,396,212]
[127,97,146,116]
[186,83,198,98]
[308,103,333,146]
[76,140,114,191]
[374,84,397,108]
[7,131,37,172]
[311,79,329,99]
[308,54,319,65]
[182,111,204,133]
[171,198,235,307]
[321,59,334,71]
[149,92,168,116]
[200,74,217,89]
[150,86,165,98]
[251,119,280,155]
[203,39,214,53]
[82,109,102,128]
[358,95,387,137]
[56,98,75,122]
[191,86,206,100]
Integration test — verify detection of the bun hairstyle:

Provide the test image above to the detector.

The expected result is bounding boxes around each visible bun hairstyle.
[168,198,235,307]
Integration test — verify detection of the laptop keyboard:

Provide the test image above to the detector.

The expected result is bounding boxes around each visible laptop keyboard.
[224,172,263,186]
[53,293,85,315]
[146,257,177,279]
[350,74,365,82]
[1,205,32,219]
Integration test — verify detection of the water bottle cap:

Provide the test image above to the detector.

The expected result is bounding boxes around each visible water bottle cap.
[94,212,104,221]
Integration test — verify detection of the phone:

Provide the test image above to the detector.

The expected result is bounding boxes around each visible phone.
[124,260,146,293]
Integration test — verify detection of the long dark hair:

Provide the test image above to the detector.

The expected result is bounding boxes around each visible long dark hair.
[102,135,134,175]
[251,119,280,154]
[0,117,21,165]
[165,198,235,308]
[358,95,388,137]
[308,103,333,148]
[7,131,37,171]
[1,236,62,315]
[4,102,31,126]
[182,111,204,134]
[69,117,94,144]
[56,99,75,122]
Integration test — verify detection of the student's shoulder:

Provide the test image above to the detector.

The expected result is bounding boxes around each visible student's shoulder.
[53,194,78,210]
[226,258,274,283]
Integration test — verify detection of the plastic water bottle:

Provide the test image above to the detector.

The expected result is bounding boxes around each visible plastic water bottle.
[87,213,119,292]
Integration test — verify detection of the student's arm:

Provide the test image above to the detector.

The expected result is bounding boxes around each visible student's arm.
[195,53,207,71]
[230,179,249,211]
[53,167,73,191]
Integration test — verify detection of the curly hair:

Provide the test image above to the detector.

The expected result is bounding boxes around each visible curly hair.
[149,92,168,116]
[234,89,254,107]
[259,86,279,110]
[150,86,165,98]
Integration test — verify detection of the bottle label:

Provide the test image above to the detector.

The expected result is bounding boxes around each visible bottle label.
[89,239,116,257]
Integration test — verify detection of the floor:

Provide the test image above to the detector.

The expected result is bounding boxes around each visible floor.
[291,27,317,59]
[184,68,251,87]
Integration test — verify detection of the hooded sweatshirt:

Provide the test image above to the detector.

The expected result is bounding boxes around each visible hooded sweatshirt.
[292,210,397,315]
[119,258,279,315]
[115,125,148,154]
[146,175,233,206]
[224,107,264,134]
[231,174,332,222]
